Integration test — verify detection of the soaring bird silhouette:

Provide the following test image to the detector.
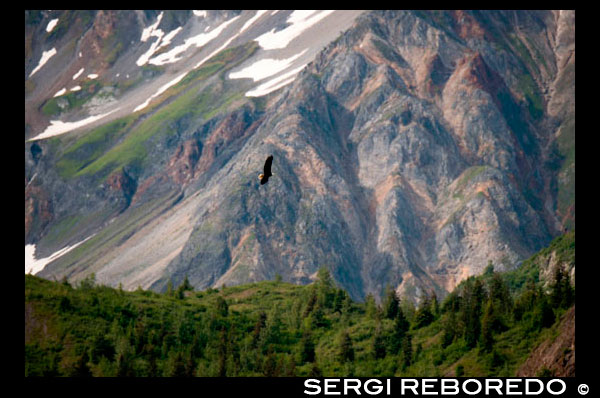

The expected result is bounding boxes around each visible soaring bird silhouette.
[259,155,273,185]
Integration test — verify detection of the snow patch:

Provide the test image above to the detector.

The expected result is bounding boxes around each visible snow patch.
[29,48,57,77]
[137,12,167,66]
[72,67,84,80]
[148,16,239,66]
[46,18,59,33]
[28,109,118,141]
[25,236,93,275]
[193,10,207,18]
[245,64,306,97]
[229,49,306,82]
[255,10,335,50]
[140,12,164,42]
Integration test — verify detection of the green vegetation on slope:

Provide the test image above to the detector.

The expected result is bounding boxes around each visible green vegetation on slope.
[25,232,574,377]
[52,41,258,182]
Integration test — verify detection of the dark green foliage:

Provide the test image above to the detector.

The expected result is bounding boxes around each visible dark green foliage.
[550,266,574,310]
[383,286,400,319]
[365,293,379,320]
[480,300,495,352]
[441,310,457,349]
[372,325,386,359]
[389,307,409,354]
[401,333,413,368]
[24,232,574,377]
[299,331,316,364]
[413,293,435,329]
[461,278,485,349]
[338,332,355,362]
[251,311,267,348]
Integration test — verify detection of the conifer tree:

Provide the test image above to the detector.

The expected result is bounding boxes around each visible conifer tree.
[430,291,440,318]
[551,266,574,310]
[383,286,400,319]
[533,293,554,330]
[389,307,409,354]
[489,272,512,316]
[480,299,495,352]
[401,333,413,368]
[365,293,379,320]
[317,267,335,309]
[461,277,485,349]
[338,331,355,362]
[216,296,229,318]
[373,324,386,359]
[441,310,457,348]
[333,289,347,313]
[311,303,327,328]
[414,295,434,329]
[252,311,267,348]
[303,288,318,318]
[300,330,316,363]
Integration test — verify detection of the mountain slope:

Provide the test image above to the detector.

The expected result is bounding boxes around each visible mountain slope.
[25,10,574,302]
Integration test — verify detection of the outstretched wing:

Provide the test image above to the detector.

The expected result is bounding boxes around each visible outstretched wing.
[263,155,273,177]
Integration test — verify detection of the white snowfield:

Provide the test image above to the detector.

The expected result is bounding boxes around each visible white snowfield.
[229,50,307,82]
[25,236,92,275]
[146,16,239,66]
[72,67,85,80]
[46,18,59,33]
[227,10,343,96]
[245,64,305,97]
[29,48,57,77]
[27,109,118,141]
[28,11,363,140]
[255,10,335,50]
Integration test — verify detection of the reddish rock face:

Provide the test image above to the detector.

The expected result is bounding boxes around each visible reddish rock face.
[106,168,137,203]
[195,111,254,175]
[167,139,202,186]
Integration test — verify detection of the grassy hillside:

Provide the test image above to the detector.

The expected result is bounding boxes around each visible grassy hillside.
[25,232,574,377]
[52,41,258,182]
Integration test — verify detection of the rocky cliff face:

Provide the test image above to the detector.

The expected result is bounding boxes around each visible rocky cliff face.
[25,10,574,302]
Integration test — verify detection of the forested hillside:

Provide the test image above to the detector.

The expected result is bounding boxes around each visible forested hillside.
[25,232,574,377]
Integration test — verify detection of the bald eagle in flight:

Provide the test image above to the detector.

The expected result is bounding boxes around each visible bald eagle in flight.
[259,155,273,185]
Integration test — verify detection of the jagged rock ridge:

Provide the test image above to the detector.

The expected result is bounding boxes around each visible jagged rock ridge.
[25,10,574,302]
